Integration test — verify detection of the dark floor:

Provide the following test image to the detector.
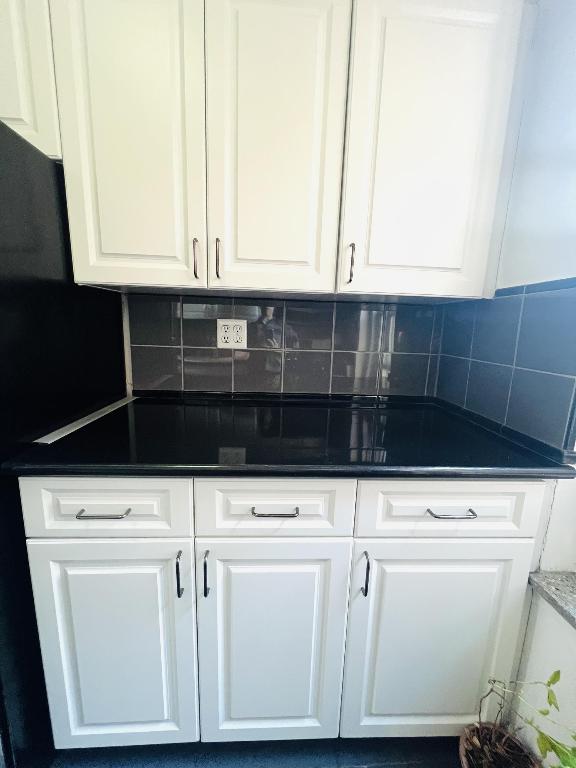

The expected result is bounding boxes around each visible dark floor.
[30,738,461,768]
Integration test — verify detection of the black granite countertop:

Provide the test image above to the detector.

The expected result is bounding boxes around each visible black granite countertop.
[3,396,574,479]
[529,572,576,630]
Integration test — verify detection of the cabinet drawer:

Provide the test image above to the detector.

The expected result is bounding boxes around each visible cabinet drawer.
[19,477,193,537]
[194,479,356,536]
[355,480,547,538]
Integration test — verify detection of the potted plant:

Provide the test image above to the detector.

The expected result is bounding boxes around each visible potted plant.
[460,671,576,768]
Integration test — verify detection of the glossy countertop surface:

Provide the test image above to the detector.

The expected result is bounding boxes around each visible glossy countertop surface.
[5,397,575,478]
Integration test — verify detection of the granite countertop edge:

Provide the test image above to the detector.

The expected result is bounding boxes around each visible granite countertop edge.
[529,572,576,630]
[6,461,575,479]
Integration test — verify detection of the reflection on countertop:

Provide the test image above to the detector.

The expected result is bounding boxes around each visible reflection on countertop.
[5,396,575,479]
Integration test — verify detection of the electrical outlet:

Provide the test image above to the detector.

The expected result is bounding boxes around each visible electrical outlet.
[217,318,247,349]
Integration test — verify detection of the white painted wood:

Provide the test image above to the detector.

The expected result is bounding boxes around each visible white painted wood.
[19,477,193,537]
[355,480,546,538]
[205,0,350,291]
[340,538,533,737]
[338,0,525,298]
[0,0,61,156]
[196,538,352,740]
[195,478,356,536]
[515,595,576,766]
[49,0,206,287]
[27,539,199,747]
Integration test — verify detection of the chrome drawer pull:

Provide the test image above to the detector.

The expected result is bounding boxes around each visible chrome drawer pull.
[175,550,184,599]
[76,507,132,520]
[203,550,210,598]
[426,508,478,520]
[361,551,370,597]
[250,506,300,518]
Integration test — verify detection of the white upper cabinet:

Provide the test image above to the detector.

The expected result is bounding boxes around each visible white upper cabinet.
[0,0,61,156]
[338,0,525,298]
[205,0,350,291]
[49,0,206,287]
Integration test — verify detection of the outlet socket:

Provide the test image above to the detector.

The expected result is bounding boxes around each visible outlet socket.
[217,319,247,349]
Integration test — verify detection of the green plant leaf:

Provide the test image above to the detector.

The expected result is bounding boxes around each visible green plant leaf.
[548,688,560,710]
[539,708,550,716]
[538,732,552,758]
[548,670,561,686]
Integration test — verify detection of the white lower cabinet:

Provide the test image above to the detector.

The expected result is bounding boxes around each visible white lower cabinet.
[27,539,199,748]
[195,538,352,741]
[340,539,533,737]
[21,477,544,748]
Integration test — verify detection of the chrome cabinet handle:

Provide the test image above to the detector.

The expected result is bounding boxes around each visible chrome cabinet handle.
[76,507,131,520]
[347,242,355,284]
[250,506,300,518]
[361,551,370,597]
[215,238,221,279]
[426,508,478,520]
[192,237,199,280]
[203,550,210,598]
[175,550,184,598]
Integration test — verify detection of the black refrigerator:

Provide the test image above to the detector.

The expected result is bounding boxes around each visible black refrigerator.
[0,122,126,767]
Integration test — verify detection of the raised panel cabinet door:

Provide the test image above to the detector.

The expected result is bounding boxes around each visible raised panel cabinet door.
[49,0,206,287]
[196,538,352,740]
[0,0,61,156]
[340,538,533,737]
[338,0,525,297]
[205,0,350,291]
[27,539,199,748]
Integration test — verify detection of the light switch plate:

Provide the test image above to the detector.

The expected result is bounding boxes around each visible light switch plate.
[217,319,247,349]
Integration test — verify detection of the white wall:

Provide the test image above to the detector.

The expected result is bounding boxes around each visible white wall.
[497,0,576,289]
[516,597,576,767]
[541,478,576,572]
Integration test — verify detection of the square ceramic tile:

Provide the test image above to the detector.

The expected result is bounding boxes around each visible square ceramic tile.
[128,295,181,346]
[182,298,233,347]
[382,305,435,353]
[233,300,285,350]
[472,296,522,365]
[436,355,470,406]
[441,302,475,357]
[283,351,331,393]
[380,353,429,396]
[233,350,282,392]
[183,348,232,392]
[465,361,513,423]
[333,303,383,352]
[285,301,334,350]
[506,369,576,448]
[516,288,576,375]
[131,346,181,391]
[331,352,379,396]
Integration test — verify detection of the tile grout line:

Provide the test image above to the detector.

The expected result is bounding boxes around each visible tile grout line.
[280,300,286,394]
[424,306,437,396]
[463,303,478,409]
[503,290,526,425]
[230,297,235,393]
[180,295,184,392]
[328,301,337,395]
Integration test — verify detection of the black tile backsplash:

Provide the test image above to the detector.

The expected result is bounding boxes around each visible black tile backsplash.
[130,297,437,398]
[437,281,576,451]
[129,280,576,455]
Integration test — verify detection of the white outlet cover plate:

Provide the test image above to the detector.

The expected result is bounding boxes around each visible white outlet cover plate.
[217,318,247,349]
